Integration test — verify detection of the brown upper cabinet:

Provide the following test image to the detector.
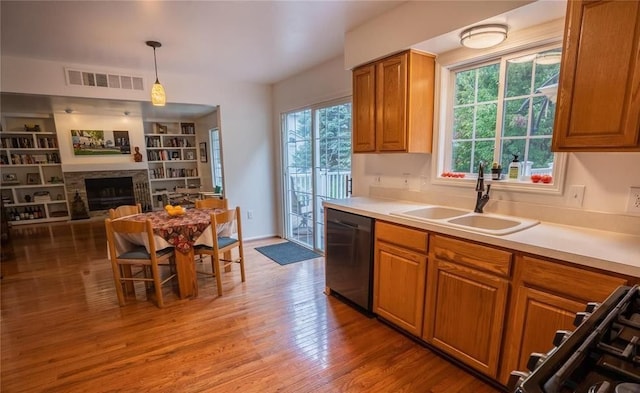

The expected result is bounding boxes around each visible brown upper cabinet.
[552,0,640,151]
[352,50,436,153]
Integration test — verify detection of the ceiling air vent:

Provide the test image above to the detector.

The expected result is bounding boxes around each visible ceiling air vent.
[65,67,144,91]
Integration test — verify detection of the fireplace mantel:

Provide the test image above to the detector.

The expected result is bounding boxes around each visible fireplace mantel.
[62,163,148,172]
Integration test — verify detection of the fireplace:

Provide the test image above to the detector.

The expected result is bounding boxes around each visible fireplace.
[85,177,135,211]
[63,169,151,218]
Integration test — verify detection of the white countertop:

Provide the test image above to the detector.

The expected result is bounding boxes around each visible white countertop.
[324,197,640,278]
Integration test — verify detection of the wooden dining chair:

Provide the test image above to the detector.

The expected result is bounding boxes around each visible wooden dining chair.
[194,206,245,296]
[194,198,229,266]
[195,197,228,209]
[109,203,142,219]
[105,218,176,308]
[108,203,143,291]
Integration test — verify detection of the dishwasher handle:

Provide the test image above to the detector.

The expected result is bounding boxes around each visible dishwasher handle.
[328,219,358,229]
[326,208,373,232]
[327,219,372,234]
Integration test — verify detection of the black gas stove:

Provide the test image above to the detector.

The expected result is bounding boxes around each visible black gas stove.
[510,285,640,393]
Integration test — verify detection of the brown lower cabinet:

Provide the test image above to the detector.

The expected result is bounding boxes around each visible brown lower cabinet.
[373,221,428,336]
[371,222,634,386]
[423,235,512,378]
[498,255,629,384]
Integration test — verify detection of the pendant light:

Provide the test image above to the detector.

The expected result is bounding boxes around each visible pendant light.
[146,40,166,106]
[460,24,508,49]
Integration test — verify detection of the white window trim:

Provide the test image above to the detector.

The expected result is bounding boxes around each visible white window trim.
[431,41,568,196]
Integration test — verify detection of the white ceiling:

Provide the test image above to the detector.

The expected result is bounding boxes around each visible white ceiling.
[1,0,403,85]
[0,0,565,118]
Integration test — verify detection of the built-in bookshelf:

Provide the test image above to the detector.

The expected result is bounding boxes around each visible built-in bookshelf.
[0,114,70,224]
[143,121,200,208]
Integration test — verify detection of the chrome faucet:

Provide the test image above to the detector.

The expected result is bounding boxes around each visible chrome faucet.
[474,163,491,213]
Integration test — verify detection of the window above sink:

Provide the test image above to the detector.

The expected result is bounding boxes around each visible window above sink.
[433,41,569,196]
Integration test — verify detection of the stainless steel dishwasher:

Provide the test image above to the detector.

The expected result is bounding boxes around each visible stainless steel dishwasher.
[325,208,374,315]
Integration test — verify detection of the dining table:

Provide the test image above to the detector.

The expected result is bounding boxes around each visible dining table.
[112,208,223,298]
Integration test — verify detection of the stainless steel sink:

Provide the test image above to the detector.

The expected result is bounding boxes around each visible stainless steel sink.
[394,206,469,220]
[391,206,539,235]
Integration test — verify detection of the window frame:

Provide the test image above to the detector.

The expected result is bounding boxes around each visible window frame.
[433,43,567,195]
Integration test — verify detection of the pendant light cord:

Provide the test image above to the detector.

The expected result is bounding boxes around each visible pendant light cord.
[153,47,160,84]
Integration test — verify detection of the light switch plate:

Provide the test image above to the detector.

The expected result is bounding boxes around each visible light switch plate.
[567,185,585,208]
[627,186,640,215]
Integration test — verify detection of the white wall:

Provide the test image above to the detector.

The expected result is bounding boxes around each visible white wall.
[1,55,276,239]
[195,110,218,192]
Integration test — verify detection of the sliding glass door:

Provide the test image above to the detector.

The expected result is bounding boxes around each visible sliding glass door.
[282,98,352,252]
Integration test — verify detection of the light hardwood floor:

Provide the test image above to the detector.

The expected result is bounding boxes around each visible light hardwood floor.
[1,220,502,393]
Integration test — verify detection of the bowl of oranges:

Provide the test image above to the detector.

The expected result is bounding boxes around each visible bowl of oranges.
[165,204,186,217]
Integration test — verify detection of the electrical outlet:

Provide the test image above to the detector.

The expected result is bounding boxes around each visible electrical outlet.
[247,210,254,220]
[402,173,411,189]
[627,186,640,214]
[373,174,382,185]
[567,185,585,208]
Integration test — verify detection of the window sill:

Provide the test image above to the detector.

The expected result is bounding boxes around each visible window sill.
[431,176,563,195]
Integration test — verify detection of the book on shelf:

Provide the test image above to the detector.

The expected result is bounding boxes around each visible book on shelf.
[181,123,195,134]
[33,191,51,202]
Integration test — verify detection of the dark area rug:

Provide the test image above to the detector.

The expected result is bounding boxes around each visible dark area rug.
[255,241,321,265]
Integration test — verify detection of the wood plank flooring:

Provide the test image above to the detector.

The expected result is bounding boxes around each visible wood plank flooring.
[1,220,502,393]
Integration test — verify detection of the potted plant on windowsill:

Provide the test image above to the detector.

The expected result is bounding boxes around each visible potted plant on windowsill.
[491,162,503,180]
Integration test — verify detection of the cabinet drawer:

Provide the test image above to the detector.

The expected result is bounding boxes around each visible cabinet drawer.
[519,256,628,301]
[430,235,512,278]
[376,221,428,253]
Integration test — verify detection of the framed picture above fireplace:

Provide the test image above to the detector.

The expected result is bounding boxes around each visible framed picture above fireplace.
[71,130,131,155]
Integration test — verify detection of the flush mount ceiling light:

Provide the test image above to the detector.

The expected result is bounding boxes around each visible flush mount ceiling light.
[460,24,508,49]
[146,40,166,107]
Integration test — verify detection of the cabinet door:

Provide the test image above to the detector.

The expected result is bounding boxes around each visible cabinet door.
[352,64,376,153]
[425,259,509,378]
[376,52,408,152]
[374,241,427,336]
[552,0,640,151]
[499,256,629,383]
[505,285,584,381]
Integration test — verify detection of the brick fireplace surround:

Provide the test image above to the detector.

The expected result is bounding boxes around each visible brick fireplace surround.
[63,170,150,218]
